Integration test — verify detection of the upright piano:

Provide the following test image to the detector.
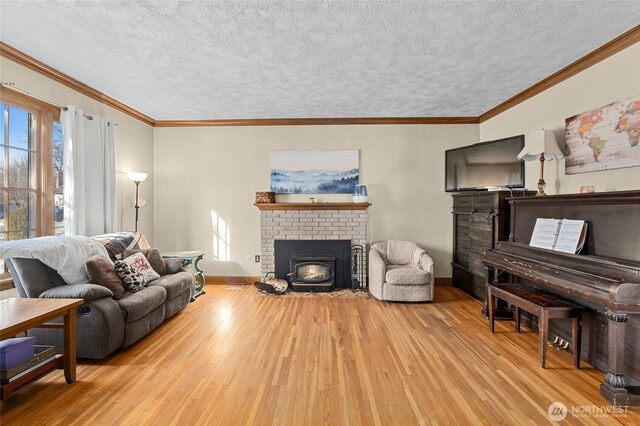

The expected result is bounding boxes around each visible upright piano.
[483,190,640,406]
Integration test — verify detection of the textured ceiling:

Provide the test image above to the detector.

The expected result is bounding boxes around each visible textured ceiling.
[0,1,638,120]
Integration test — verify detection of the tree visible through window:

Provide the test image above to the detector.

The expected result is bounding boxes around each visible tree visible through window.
[1,104,36,242]
[53,121,64,235]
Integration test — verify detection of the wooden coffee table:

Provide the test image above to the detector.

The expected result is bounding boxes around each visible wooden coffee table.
[0,297,83,399]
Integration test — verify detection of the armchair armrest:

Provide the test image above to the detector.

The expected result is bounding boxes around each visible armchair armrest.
[369,248,386,285]
[419,252,434,274]
[419,252,435,301]
[39,284,113,301]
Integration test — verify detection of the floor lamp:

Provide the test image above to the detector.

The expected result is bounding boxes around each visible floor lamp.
[128,172,148,232]
[517,130,564,196]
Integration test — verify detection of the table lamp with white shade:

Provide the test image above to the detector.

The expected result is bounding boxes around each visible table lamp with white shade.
[128,172,148,232]
[517,130,564,196]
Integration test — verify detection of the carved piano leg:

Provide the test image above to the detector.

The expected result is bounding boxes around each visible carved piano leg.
[600,311,640,406]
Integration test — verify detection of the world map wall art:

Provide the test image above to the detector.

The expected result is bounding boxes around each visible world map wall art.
[270,150,359,194]
[565,94,640,175]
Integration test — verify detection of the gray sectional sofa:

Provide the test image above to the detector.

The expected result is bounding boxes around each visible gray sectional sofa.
[3,233,195,359]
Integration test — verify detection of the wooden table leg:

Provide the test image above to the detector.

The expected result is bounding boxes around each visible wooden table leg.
[63,308,77,383]
[539,309,548,368]
[515,307,521,333]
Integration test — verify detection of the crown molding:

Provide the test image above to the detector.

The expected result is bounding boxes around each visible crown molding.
[0,42,155,126]
[154,116,479,127]
[479,24,640,123]
[2,23,638,128]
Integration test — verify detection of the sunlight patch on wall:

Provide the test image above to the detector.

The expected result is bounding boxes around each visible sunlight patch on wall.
[211,210,231,261]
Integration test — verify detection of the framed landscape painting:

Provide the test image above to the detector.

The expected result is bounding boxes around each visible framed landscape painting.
[565,94,640,175]
[270,150,359,194]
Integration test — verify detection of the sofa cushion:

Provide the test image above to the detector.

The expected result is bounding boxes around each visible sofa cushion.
[122,304,165,348]
[147,271,193,300]
[386,265,430,285]
[123,248,167,276]
[164,289,191,319]
[114,260,146,292]
[116,286,167,323]
[85,255,125,299]
[40,283,113,301]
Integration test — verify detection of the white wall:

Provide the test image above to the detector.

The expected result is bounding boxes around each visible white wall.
[480,43,640,194]
[4,40,637,280]
[0,58,156,242]
[153,124,478,278]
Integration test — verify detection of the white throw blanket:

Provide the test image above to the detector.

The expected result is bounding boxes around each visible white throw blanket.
[0,236,109,284]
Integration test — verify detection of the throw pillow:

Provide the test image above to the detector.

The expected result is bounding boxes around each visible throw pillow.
[164,258,185,274]
[114,260,146,292]
[122,252,161,283]
[122,248,167,276]
[85,255,125,299]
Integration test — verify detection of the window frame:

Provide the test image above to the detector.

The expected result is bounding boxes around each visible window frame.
[0,87,60,289]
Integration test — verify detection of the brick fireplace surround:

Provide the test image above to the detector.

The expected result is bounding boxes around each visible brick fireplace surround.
[255,202,371,285]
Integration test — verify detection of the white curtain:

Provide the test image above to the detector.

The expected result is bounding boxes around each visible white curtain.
[61,106,117,236]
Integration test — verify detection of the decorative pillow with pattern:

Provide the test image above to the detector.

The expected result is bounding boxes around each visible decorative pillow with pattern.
[122,248,167,275]
[114,260,146,292]
[122,252,161,283]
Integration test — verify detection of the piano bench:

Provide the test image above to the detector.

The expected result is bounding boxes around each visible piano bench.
[487,284,584,369]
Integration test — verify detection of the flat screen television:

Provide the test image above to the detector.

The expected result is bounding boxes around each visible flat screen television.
[445,135,525,192]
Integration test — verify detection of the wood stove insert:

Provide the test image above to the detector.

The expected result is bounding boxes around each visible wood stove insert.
[274,240,352,292]
[289,255,336,292]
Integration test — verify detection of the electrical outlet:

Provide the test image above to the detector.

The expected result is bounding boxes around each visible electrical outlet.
[255,255,261,263]
[245,255,251,263]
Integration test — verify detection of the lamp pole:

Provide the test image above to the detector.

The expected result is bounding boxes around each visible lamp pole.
[134,180,141,232]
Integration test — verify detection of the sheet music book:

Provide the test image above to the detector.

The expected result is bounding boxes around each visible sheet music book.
[529,218,588,254]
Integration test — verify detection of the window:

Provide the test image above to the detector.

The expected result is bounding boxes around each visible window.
[53,121,63,235]
[2,105,36,241]
[0,88,61,287]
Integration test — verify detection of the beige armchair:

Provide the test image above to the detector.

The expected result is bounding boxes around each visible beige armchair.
[368,240,434,302]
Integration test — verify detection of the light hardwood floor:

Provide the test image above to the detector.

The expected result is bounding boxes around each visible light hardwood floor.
[1,285,638,425]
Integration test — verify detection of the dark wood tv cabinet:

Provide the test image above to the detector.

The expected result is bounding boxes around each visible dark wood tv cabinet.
[451,190,534,303]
